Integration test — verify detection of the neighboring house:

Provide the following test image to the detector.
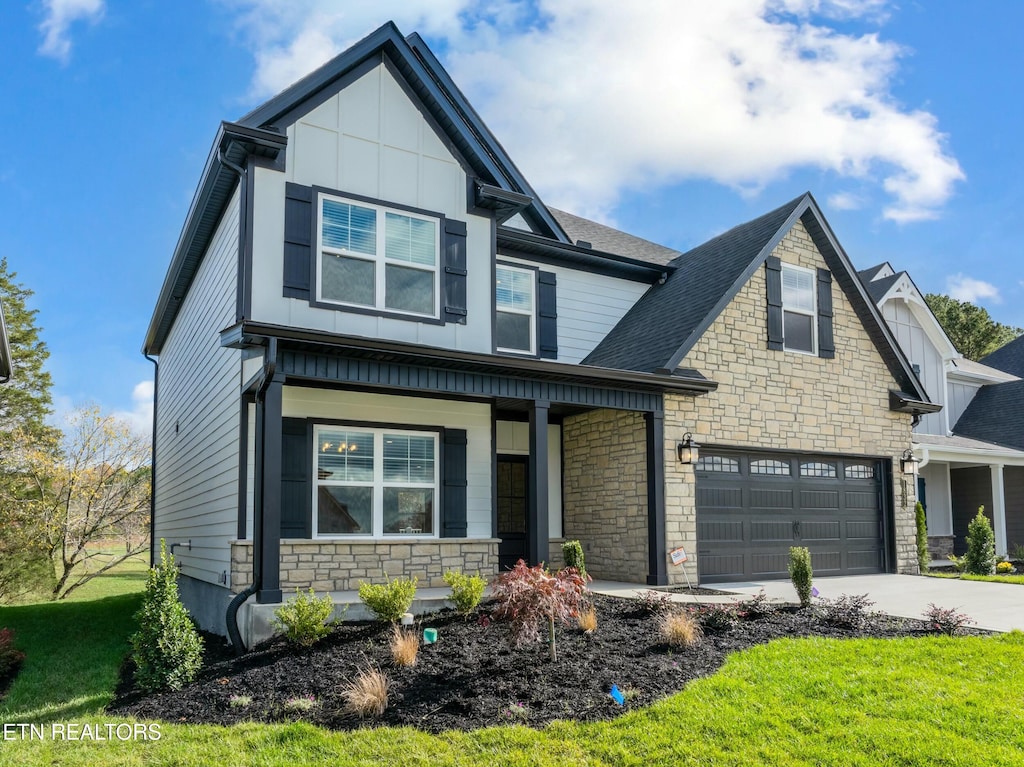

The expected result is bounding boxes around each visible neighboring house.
[0,300,11,384]
[144,22,935,645]
[860,264,1024,557]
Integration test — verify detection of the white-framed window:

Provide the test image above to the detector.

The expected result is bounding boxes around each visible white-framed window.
[495,264,536,354]
[313,425,438,538]
[781,264,816,354]
[316,194,440,318]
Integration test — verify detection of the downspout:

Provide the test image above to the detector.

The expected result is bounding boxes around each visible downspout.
[144,353,158,567]
[226,339,277,654]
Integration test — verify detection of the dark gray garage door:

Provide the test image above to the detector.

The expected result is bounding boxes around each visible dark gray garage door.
[696,451,887,583]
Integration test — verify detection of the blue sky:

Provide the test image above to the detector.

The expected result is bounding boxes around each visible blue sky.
[2,1,1022,431]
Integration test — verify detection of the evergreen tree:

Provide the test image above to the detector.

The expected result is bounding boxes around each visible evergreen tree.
[925,293,1022,361]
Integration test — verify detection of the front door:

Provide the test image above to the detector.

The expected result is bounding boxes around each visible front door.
[497,456,529,570]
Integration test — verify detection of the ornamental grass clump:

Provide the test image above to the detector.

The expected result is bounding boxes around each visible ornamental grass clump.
[130,540,204,692]
[491,559,589,661]
[660,610,702,649]
[788,546,813,608]
[443,570,486,615]
[272,588,335,647]
[358,576,418,622]
[390,626,419,667]
[341,666,390,718]
[965,507,996,576]
[577,605,598,634]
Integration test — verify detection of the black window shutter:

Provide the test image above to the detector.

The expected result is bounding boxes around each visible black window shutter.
[443,219,468,324]
[441,429,468,538]
[283,183,312,300]
[765,256,784,350]
[538,271,558,359]
[281,418,312,538]
[817,268,835,359]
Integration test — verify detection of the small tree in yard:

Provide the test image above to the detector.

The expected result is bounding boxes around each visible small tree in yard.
[788,547,813,608]
[965,507,996,576]
[916,501,929,573]
[130,540,204,692]
[491,559,588,661]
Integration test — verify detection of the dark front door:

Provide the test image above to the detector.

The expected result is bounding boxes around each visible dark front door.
[497,456,529,571]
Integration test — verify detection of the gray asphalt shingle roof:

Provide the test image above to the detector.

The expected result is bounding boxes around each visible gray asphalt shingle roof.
[547,208,681,267]
[981,334,1024,377]
[954,380,1024,451]
[583,195,807,373]
[860,271,902,304]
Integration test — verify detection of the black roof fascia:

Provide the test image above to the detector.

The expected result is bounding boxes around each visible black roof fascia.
[473,181,533,223]
[497,228,673,283]
[404,32,569,244]
[0,300,11,383]
[220,320,717,395]
[657,197,809,374]
[798,196,931,404]
[143,122,287,355]
[889,390,942,415]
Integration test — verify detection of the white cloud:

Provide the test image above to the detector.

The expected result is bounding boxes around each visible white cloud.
[224,0,963,222]
[828,191,863,210]
[947,274,1001,305]
[37,0,104,63]
[112,380,154,437]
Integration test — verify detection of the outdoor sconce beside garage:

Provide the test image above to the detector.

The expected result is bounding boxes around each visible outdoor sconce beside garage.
[677,433,700,464]
[900,448,920,476]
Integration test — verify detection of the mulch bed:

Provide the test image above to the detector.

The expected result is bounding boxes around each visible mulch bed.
[109,594,984,733]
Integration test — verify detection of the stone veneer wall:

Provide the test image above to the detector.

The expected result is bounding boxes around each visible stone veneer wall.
[561,409,649,582]
[664,220,918,584]
[231,539,498,593]
[927,535,954,560]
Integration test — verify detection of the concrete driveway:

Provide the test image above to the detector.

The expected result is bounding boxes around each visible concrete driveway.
[716,574,1024,633]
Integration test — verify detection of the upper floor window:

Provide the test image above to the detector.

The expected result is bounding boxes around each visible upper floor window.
[495,264,536,354]
[317,194,439,318]
[782,264,816,354]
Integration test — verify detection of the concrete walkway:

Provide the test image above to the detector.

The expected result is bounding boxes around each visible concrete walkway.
[712,574,1024,633]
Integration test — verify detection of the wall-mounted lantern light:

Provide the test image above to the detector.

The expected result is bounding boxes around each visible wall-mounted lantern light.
[900,448,919,476]
[677,433,700,464]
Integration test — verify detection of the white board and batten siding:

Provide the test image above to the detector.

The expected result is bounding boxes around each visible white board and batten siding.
[154,190,241,585]
[495,421,563,538]
[280,388,493,538]
[947,381,983,430]
[881,300,948,435]
[249,62,492,354]
[919,461,954,536]
[498,257,649,364]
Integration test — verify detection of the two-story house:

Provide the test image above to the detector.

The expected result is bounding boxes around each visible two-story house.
[144,23,936,647]
[862,263,1024,558]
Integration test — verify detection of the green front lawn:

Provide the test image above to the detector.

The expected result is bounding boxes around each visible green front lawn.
[2,560,1023,766]
[926,571,1024,585]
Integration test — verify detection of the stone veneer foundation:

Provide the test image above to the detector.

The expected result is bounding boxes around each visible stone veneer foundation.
[231,539,498,594]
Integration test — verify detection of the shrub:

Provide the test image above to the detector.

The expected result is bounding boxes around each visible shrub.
[636,590,674,615]
[788,547,813,608]
[341,666,389,718]
[0,627,25,678]
[390,626,419,667]
[1010,542,1024,561]
[948,553,967,573]
[923,603,974,636]
[283,694,317,712]
[737,590,776,620]
[130,540,204,692]
[688,604,737,633]
[228,694,252,709]
[996,561,1016,574]
[659,610,702,648]
[915,501,929,573]
[561,540,588,580]
[358,576,418,622]
[815,594,875,629]
[965,507,996,575]
[577,606,598,634]
[272,588,335,647]
[443,570,486,615]
[490,559,589,661]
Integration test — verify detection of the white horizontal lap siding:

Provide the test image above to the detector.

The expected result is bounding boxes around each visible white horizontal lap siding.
[500,257,649,364]
[883,301,946,435]
[154,190,241,585]
[281,388,493,538]
[249,63,491,354]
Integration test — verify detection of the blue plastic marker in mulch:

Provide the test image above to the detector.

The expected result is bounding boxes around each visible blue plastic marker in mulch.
[609,685,625,706]
[423,628,438,644]
[811,587,820,598]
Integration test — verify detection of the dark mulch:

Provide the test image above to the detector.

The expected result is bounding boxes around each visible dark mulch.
[108,594,982,733]
[0,660,22,700]
[666,586,733,596]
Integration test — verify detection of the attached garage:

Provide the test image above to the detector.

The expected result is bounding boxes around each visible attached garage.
[696,450,892,583]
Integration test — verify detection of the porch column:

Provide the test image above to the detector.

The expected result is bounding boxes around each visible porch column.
[527,400,550,567]
[991,464,1008,557]
[645,410,667,586]
[255,370,284,604]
